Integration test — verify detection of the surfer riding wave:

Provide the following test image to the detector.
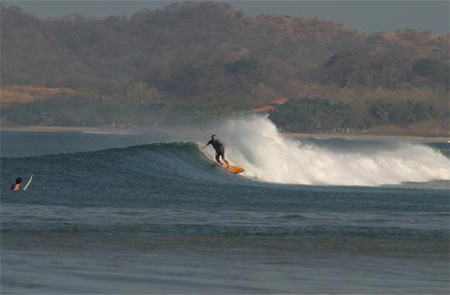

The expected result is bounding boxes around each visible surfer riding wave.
[204,134,230,168]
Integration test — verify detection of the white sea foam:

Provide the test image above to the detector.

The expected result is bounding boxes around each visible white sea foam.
[207,115,450,186]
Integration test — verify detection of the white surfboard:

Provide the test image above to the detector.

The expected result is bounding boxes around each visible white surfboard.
[23,174,33,191]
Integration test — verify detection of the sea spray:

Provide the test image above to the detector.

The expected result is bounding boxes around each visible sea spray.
[207,115,450,186]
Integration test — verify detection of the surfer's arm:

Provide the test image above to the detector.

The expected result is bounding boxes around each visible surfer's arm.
[204,140,212,148]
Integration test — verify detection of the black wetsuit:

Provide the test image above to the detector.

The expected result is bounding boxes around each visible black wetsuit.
[206,139,226,163]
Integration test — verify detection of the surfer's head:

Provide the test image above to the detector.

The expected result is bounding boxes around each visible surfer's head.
[211,134,216,140]
[15,177,22,184]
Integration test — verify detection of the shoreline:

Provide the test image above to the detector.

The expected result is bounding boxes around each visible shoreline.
[1,126,449,143]
[288,133,450,143]
[1,126,102,133]
[0,125,145,134]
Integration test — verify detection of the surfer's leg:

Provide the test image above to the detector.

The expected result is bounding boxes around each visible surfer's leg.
[220,150,230,167]
[223,158,230,167]
[215,153,222,165]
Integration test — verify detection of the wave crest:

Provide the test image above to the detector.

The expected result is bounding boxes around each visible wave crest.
[206,116,450,186]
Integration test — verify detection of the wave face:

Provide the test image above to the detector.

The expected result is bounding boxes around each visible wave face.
[2,116,449,189]
[207,116,450,186]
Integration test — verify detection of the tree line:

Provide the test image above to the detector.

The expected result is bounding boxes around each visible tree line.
[1,2,448,133]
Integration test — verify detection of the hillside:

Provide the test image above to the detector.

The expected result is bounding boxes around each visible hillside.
[1,2,448,134]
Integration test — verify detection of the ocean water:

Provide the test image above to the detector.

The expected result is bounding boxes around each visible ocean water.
[1,117,449,294]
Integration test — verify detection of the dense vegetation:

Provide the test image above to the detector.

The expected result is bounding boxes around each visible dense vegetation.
[270,96,439,133]
[1,2,448,134]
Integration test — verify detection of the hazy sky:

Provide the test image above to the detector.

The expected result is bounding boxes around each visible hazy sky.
[4,0,449,34]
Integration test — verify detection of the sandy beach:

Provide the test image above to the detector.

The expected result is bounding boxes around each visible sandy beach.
[1,126,449,143]
[0,125,112,133]
[2,125,449,143]
[289,133,450,143]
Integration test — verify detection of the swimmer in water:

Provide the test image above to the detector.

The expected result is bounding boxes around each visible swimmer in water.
[11,177,23,191]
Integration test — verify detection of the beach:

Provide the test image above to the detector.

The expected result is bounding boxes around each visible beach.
[1,125,449,143]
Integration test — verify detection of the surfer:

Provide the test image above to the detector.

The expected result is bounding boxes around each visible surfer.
[10,177,23,191]
[204,134,230,168]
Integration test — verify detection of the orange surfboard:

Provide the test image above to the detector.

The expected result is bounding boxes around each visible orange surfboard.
[215,163,245,174]
[213,160,244,174]
[200,149,244,174]
[224,165,245,174]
